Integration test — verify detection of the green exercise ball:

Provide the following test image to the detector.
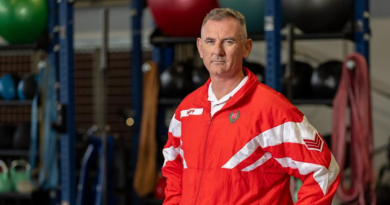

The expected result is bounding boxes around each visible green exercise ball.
[0,0,47,44]
[218,0,285,34]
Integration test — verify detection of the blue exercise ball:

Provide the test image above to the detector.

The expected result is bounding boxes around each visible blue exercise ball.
[218,0,285,34]
[0,74,19,101]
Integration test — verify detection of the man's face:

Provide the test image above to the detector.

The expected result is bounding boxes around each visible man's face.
[197,17,252,78]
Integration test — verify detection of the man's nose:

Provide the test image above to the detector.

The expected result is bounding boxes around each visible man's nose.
[212,43,225,56]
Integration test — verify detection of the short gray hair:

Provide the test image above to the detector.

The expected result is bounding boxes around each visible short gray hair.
[201,8,248,40]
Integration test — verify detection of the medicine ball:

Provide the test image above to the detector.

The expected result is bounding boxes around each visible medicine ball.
[147,0,218,36]
[244,61,265,83]
[192,65,209,90]
[13,122,31,150]
[0,0,47,44]
[160,61,193,98]
[17,73,38,101]
[282,0,353,33]
[0,125,16,149]
[0,74,20,101]
[311,60,342,99]
[282,61,314,99]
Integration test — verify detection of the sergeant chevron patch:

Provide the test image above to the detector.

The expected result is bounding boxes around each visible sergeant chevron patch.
[303,132,324,152]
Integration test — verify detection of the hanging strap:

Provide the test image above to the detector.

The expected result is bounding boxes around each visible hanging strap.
[29,59,59,190]
[332,53,376,204]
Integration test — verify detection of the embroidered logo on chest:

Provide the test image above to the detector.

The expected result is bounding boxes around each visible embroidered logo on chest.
[229,110,240,124]
[180,108,203,118]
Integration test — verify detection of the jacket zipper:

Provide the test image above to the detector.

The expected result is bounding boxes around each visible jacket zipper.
[193,115,213,205]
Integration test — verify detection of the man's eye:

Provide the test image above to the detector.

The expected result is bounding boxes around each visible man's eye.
[225,40,234,45]
[206,40,214,44]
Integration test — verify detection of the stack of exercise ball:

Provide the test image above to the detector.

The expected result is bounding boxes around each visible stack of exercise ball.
[0,73,38,101]
[0,0,47,44]
[160,61,194,98]
[243,61,265,83]
[282,0,353,33]
[192,65,209,90]
[147,0,219,36]
[218,0,285,34]
[282,61,314,99]
[160,60,267,98]
[311,60,342,99]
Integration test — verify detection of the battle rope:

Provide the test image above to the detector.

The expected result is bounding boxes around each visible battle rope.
[134,61,159,196]
[332,53,376,204]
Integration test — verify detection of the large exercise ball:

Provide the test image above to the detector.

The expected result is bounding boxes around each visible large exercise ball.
[218,0,285,34]
[218,0,265,34]
[192,65,209,90]
[282,0,353,33]
[311,60,342,99]
[160,61,193,98]
[147,0,218,36]
[282,61,314,99]
[0,0,47,44]
[244,61,265,83]
[17,73,38,101]
[0,74,20,101]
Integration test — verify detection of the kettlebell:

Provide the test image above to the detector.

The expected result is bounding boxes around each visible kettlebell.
[10,160,33,193]
[0,160,12,193]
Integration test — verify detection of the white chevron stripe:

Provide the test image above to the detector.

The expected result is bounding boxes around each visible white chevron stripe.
[242,152,272,171]
[274,155,339,195]
[162,146,180,167]
[222,116,316,169]
[180,140,188,169]
[168,114,181,137]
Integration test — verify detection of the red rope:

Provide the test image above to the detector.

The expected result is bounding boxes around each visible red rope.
[332,53,376,204]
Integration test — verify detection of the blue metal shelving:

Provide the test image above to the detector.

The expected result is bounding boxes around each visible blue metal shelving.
[264,0,370,91]
[130,0,143,204]
[264,0,282,92]
[57,0,76,204]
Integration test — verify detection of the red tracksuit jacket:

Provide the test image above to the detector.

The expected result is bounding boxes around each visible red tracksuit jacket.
[162,68,340,205]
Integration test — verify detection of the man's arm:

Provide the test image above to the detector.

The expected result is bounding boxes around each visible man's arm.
[162,114,184,205]
[264,116,340,204]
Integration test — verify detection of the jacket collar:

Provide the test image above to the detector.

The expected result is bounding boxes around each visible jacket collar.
[194,67,259,111]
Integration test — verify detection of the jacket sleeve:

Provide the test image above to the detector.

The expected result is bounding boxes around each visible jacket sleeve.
[161,114,183,205]
[264,116,340,205]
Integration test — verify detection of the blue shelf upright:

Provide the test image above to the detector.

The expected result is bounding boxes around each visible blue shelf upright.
[264,0,282,92]
[47,0,60,203]
[58,0,76,204]
[354,0,370,64]
[130,0,143,204]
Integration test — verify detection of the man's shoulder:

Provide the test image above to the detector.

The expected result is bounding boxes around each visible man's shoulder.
[251,83,303,117]
[177,85,207,107]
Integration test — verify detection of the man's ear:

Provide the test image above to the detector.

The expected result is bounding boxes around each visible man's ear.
[196,38,204,59]
[243,38,253,58]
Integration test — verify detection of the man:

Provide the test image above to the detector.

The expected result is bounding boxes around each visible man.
[162,8,340,205]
